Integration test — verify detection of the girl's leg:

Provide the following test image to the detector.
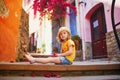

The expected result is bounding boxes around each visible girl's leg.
[25,53,61,64]
[35,57,61,64]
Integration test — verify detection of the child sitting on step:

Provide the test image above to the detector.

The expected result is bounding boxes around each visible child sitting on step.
[25,27,76,65]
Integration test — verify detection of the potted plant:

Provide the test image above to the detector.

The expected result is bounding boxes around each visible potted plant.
[72,35,82,50]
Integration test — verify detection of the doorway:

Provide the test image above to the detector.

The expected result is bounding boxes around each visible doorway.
[90,6,107,58]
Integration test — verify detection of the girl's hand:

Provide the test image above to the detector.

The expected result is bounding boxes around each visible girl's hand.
[52,53,62,57]
[56,54,62,57]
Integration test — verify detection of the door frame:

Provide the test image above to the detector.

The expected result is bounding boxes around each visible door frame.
[90,5,107,58]
[85,3,108,59]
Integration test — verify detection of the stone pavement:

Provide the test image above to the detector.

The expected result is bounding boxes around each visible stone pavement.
[0,75,120,80]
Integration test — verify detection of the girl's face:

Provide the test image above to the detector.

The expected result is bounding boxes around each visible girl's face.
[60,30,68,41]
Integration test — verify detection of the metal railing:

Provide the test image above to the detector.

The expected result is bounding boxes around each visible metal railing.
[111,0,120,50]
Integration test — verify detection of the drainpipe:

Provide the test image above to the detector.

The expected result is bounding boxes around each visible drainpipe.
[75,0,81,37]
[65,7,70,29]
[78,0,87,61]
[81,8,86,61]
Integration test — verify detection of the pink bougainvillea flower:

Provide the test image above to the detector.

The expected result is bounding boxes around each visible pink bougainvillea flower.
[10,60,14,63]
[31,73,36,77]
[52,53,57,57]
[55,74,61,78]
[44,73,51,78]
[44,73,61,78]
[33,0,76,20]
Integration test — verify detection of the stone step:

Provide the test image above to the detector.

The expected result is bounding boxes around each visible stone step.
[0,61,120,76]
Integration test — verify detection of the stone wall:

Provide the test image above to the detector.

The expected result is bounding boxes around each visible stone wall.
[74,42,92,61]
[106,28,120,61]
[85,42,92,60]
[16,9,29,61]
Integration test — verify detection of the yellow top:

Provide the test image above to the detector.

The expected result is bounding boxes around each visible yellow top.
[61,39,76,63]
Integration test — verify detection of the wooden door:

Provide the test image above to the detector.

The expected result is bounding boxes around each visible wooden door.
[90,7,107,58]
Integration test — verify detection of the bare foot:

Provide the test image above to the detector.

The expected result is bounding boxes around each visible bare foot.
[25,53,35,64]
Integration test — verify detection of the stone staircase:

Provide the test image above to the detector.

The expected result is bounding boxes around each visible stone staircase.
[0,61,120,76]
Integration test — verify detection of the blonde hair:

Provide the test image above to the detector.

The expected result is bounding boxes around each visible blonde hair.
[57,27,71,43]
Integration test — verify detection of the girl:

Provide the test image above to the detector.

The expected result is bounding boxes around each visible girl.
[25,27,76,65]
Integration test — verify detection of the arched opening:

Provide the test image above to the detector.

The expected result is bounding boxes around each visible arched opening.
[86,3,107,59]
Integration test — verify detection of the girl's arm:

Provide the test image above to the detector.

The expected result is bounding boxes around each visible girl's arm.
[57,45,73,57]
